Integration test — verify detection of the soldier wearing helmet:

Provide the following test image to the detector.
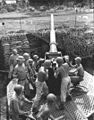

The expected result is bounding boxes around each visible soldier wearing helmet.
[23,53,30,61]
[60,63,71,104]
[55,57,71,109]
[10,84,32,120]
[13,56,28,87]
[54,57,64,96]
[9,49,19,79]
[32,54,39,72]
[45,60,57,95]
[37,93,65,120]
[37,93,57,120]
[23,52,30,68]
[56,57,63,66]
[32,60,49,112]
[70,57,84,86]
[43,60,51,69]
[47,93,56,105]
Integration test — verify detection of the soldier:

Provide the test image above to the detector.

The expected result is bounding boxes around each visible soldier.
[37,93,57,120]
[46,60,57,95]
[70,57,84,86]
[25,58,36,100]
[32,60,50,113]
[61,63,71,103]
[13,56,27,87]
[23,53,30,70]
[64,55,74,68]
[27,58,34,80]
[32,54,39,73]
[10,84,32,120]
[55,57,71,109]
[55,57,64,109]
[9,49,19,79]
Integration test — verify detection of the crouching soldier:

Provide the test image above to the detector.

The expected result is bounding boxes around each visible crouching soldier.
[10,85,32,120]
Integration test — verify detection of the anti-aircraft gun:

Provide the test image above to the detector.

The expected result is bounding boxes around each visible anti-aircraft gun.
[45,14,62,59]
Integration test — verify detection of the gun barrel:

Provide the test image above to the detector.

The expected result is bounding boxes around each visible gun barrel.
[50,14,57,53]
[45,14,62,59]
[51,14,54,31]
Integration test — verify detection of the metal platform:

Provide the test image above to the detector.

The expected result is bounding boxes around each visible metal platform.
[73,94,94,118]
[51,71,94,120]
[64,101,88,120]
[63,72,94,120]
[5,71,94,120]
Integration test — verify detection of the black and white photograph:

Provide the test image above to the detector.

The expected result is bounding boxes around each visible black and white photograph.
[0,0,94,120]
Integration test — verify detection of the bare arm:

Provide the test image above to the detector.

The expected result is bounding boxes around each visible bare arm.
[13,67,18,78]
[54,68,60,78]
[22,95,33,104]
[13,100,28,115]
[49,114,56,120]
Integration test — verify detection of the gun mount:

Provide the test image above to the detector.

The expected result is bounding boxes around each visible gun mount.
[45,14,62,59]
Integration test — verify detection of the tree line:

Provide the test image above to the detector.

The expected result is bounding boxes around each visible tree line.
[28,0,91,7]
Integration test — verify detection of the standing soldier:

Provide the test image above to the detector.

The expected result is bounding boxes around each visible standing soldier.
[55,57,71,109]
[9,49,19,79]
[32,60,50,113]
[55,57,64,109]
[13,56,27,87]
[23,52,30,75]
[23,53,30,65]
[32,54,39,73]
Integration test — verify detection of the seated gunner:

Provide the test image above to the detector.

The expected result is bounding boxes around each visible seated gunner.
[70,57,84,86]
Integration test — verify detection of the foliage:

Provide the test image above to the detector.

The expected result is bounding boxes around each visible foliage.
[37,27,94,59]
[6,4,17,12]
[28,0,88,7]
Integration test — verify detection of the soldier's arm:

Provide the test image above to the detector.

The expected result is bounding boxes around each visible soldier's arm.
[49,114,56,120]
[13,66,18,78]
[54,68,60,78]
[9,55,14,66]
[22,95,33,104]
[13,99,28,115]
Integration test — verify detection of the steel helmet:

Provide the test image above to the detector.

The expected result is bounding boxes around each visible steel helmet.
[64,55,69,61]
[23,53,30,58]
[14,85,24,96]
[12,49,17,54]
[56,57,63,64]
[44,60,51,68]
[47,93,56,103]
[33,54,39,60]
[75,57,82,62]
[16,56,24,61]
